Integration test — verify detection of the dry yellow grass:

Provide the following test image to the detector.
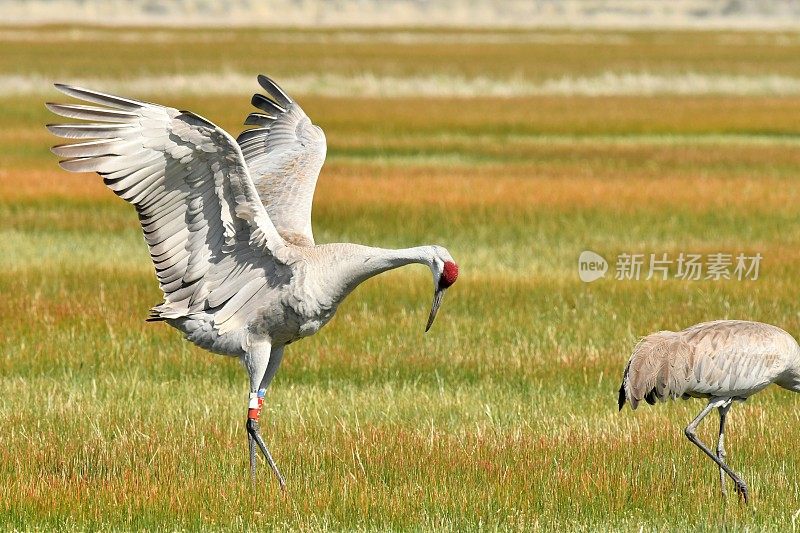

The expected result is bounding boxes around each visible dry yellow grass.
[316,166,800,213]
[5,162,799,216]
[0,169,108,200]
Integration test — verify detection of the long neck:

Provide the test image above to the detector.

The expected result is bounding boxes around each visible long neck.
[318,244,433,303]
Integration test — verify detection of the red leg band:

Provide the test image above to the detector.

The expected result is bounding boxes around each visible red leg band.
[248,408,259,421]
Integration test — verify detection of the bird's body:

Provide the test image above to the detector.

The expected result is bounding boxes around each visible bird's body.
[47,76,458,489]
[620,320,800,408]
[619,319,800,503]
[167,243,442,356]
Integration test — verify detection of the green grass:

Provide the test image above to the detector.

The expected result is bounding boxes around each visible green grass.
[4,26,800,530]
[8,26,800,80]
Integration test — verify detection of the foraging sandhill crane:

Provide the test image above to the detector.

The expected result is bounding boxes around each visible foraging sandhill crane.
[618,319,800,504]
[46,75,459,489]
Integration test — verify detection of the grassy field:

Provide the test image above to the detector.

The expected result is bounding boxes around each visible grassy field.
[4,26,800,530]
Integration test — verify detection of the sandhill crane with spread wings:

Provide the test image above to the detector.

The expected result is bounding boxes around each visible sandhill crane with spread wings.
[618,320,800,504]
[46,75,459,489]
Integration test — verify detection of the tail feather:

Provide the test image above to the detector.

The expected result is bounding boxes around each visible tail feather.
[618,360,631,410]
[644,390,657,405]
[621,331,693,409]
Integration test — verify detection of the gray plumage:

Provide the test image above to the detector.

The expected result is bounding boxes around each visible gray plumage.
[619,319,800,504]
[237,74,326,248]
[46,75,459,489]
[619,320,800,409]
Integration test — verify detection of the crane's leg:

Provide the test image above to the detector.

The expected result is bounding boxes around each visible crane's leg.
[243,343,286,490]
[716,399,733,498]
[253,345,286,490]
[247,388,265,480]
[684,398,748,504]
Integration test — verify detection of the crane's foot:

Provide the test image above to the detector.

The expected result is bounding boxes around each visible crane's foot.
[733,478,748,505]
[246,418,286,491]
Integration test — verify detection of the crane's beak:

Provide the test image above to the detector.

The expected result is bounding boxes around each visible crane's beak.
[425,287,447,332]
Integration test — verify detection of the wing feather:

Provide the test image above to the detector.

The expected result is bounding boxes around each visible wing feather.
[251,93,286,115]
[236,75,327,247]
[244,113,276,127]
[45,103,138,122]
[48,123,137,139]
[47,84,289,331]
[257,74,293,107]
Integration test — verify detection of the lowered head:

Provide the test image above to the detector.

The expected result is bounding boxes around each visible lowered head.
[426,246,459,332]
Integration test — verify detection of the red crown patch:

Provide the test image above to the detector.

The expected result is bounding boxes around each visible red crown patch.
[441,261,459,288]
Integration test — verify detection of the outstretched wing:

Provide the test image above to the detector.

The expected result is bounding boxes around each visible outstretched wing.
[47,84,289,332]
[237,75,327,246]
